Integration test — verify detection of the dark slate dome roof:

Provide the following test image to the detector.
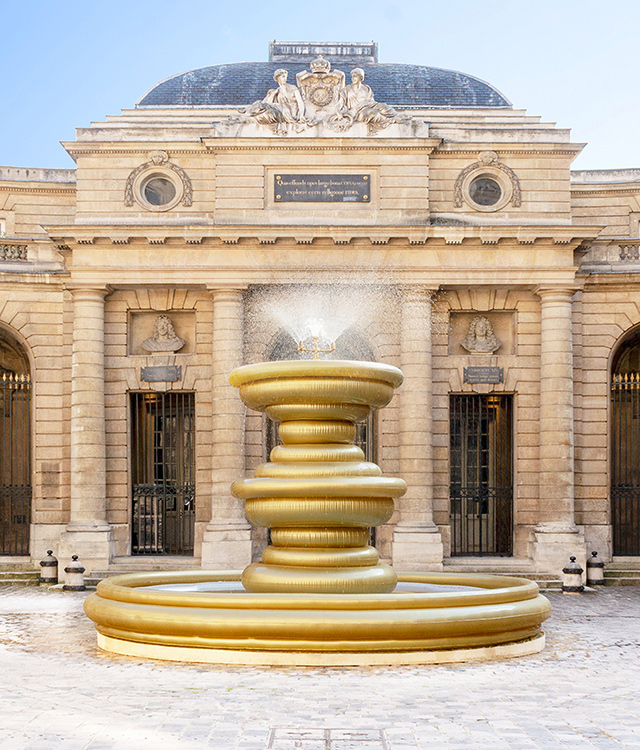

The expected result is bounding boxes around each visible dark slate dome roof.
[136,62,511,109]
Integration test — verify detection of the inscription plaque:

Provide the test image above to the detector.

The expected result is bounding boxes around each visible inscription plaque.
[141,365,182,383]
[274,174,370,203]
[463,366,504,384]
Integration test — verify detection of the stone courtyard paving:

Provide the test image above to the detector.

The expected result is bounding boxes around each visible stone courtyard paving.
[0,585,639,750]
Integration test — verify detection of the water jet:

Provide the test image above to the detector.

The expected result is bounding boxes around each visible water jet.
[84,358,550,665]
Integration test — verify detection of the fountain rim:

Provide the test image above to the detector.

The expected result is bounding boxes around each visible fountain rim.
[228,359,404,388]
[84,571,551,664]
[91,570,543,610]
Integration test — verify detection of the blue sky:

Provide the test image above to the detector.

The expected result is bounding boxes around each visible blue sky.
[2,0,638,170]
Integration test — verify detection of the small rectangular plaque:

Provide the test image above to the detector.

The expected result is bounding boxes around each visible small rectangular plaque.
[464,366,504,384]
[274,174,371,203]
[141,365,182,383]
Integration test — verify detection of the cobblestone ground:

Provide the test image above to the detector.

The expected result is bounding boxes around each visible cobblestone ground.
[0,585,639,750]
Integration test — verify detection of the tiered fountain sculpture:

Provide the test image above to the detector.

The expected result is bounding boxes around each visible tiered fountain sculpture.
[85,352,550,665]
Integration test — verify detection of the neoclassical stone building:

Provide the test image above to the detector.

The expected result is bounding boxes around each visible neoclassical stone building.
[1,41,639,578]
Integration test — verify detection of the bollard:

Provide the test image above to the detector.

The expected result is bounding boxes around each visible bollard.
[39,550,58,585]
[586,551,605,586]
[63,555,86,591]
[562,556,584,594]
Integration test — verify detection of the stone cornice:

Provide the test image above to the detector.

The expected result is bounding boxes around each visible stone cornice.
[201,137,442,153]
[580,272,640,288]
[61,143,209,159]
[571,183,640,195]
[64,267,583,289]
[434,143,584,157]
[0,271,68,285]
[63,138,443,157]
[0,182,76,194]
[44,223,602,247]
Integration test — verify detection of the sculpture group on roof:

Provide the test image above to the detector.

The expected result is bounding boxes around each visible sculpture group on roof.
[230,56,408,136]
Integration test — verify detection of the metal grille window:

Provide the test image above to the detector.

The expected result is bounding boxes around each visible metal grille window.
[449,394,513,556]
[131,392,195,555]
[611,373,640,555]
[0,373,31,555]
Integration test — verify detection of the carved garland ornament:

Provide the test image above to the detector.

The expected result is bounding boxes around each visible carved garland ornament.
[124,151,193,208]
[453,151,521,209]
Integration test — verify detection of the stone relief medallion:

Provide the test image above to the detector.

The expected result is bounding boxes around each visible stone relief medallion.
[124,151,193,211]
[454,151,521,212]
[460,315,501,355]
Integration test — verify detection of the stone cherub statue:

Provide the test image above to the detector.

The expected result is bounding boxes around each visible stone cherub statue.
[235,69,308,135]
[460,316,501,354]
[142,314,186,353]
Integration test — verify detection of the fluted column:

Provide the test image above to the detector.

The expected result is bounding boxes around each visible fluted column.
[533,287,585,573]
[392,286,443,570]
[201,286,252,569]
[60,286,112,568]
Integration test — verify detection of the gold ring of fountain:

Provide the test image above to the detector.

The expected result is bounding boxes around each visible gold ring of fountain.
[84,570,550,665]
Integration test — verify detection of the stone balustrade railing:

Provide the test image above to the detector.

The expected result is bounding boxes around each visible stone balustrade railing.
[0,241,28,261]
[579,238,640,268]
[619,239,640,261]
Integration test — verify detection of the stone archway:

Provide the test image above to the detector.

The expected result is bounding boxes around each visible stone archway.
[0,326,32,555]
[611,326,640,555]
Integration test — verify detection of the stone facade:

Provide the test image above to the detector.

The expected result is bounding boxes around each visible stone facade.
[1,42,639,576]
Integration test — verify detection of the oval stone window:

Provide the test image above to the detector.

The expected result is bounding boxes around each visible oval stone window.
[468,176,502,207]
[142,175,177,206]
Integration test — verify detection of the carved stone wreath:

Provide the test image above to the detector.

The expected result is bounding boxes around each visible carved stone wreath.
[124,151,193,209]
[308,83,334,107]
[453,151,521,211]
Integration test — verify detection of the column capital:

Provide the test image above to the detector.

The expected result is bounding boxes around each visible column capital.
[206,284,248,301]
[66,284,112,300]
[534,286,579,302]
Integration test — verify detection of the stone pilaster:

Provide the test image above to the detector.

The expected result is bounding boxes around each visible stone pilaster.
[392,286,443,570]
[59,286,112,570]
[201,286,253,569]
[532,287,586,574]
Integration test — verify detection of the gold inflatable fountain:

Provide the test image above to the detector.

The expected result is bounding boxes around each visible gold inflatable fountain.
[84,359,551,665]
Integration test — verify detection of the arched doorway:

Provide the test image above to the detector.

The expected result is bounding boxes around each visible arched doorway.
[0,327,31,555]
[611,327,640,555]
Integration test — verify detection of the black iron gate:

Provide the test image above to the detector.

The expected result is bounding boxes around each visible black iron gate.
[450,394,513,556]
[0,373,31,555]
[131,392,195,555]
[611,373,640,555]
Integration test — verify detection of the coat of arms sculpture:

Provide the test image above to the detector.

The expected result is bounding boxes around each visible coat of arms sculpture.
[223,56,411,137]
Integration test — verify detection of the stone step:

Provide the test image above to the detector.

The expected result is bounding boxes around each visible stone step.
[0,559,35,572]
[0,570,40,585]
[604,576,640,586]
[437,560,562,590]
[89,556,202,583]
[604,567,640,586]
[605,568,640,577]
[606,559,640,570]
